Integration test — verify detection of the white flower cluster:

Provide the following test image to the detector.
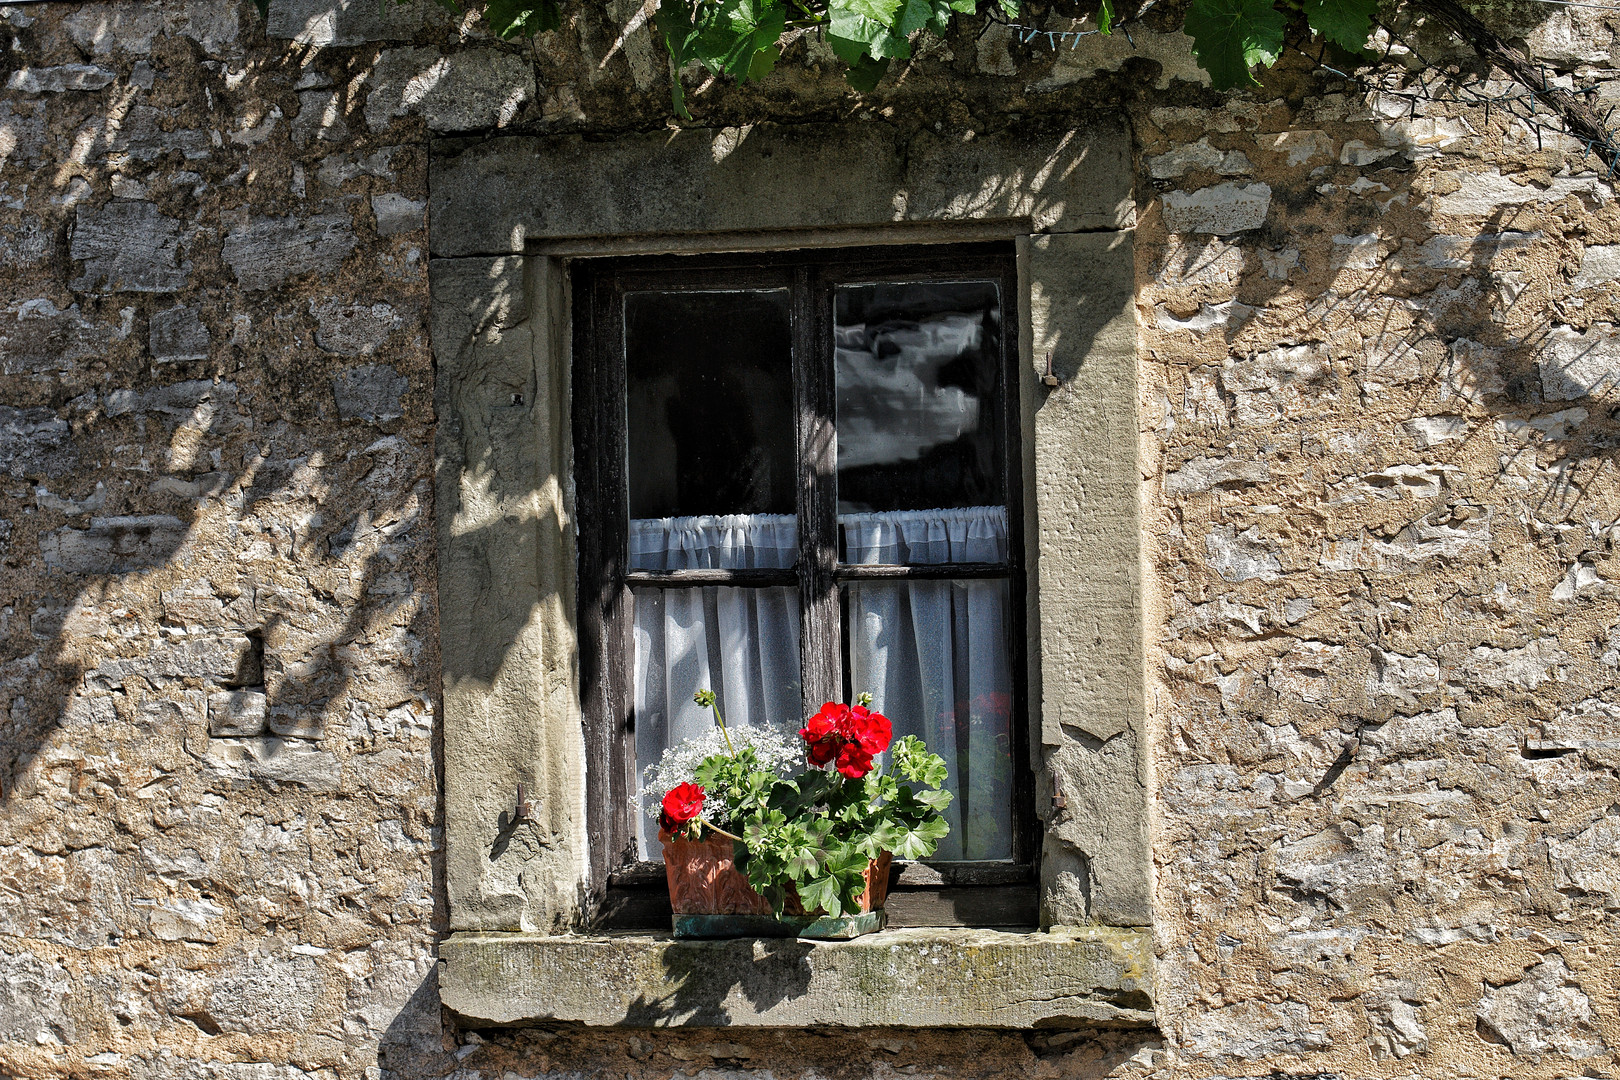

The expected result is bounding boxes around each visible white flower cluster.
[637,723,803,823]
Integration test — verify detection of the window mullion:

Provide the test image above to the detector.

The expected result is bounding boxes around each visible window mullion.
[794,264,840,710]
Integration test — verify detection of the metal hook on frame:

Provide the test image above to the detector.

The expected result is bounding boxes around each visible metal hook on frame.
[1042,351,1061,388]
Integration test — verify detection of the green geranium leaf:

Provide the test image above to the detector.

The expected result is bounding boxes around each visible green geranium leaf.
[1183,0,1285,89]
[881,817,949,860]
[797,875,843,918]
[1302,0,1375,52]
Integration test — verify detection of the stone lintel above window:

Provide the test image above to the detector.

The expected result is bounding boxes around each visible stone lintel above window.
[439,926,1155,1029]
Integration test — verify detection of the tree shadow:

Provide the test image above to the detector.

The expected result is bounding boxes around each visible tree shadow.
[619,937,817,1025]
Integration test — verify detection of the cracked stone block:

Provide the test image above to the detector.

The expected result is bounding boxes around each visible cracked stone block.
[221,213,356,290]
[208,689,268,738]
[333,363,408,422]
[149,306,211,363]
[70,202,191,293]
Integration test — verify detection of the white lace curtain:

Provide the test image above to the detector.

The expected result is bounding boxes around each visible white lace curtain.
[630,507,1013,861]
[842,507,1013,861]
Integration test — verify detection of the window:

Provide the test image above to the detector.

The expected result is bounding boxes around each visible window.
[572,244,1037,927]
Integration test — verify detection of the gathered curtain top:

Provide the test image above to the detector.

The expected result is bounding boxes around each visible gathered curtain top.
[630,505,1008,571]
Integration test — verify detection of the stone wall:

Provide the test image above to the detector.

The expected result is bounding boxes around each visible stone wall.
[0,0,1616,1079]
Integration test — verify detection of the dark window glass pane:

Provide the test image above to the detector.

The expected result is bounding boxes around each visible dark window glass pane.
[842,577,1014,860]
[834,281,1004,516]
[625,290,794,520]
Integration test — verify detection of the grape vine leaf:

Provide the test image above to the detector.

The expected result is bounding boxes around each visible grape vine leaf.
[1182,0,1286,89]
[1302,0,1376,52]
[484,0,560,37]
[828,0,912,59]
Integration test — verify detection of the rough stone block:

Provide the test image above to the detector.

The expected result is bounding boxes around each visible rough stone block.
[1572,244,1620,290]
[104,379,239,435]
[1147,138,1250,178]
[221,213,356,290]
[266,706,323,739]
[149,306,211,363]
[439,927,1155,1028]
[206,952,327,1034]
[268,0,436,45]
[0,950,76,1045]
[364,47,535,133]
[106,105,211,163]
[201,736,341,790]
[1540,325,1620,401]
[1434,170,1612,217]
[0,405,74,477]
[70,202,191,293]
[333,363,408,422]
[371,192,425,236]
[312,300,400,355]
[1476,953,1608,1058]
[1,298,129,374]
[1161,182,1271,235]
[41,515,190,574]
[208,689,267,737]
[6,64,115,93]
[1165,456,1270,493]
[62,2,164,53]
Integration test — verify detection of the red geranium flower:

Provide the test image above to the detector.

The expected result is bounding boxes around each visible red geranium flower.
[835,741,874,779]
[846,705,892,756]
[800,703,845,745]
[659,782,706,833]
[801,700,892,775]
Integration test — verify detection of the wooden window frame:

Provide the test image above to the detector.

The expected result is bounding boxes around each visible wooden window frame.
[572,242,1039,930]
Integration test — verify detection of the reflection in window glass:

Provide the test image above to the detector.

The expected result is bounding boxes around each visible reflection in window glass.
[834,281,1003,515]
[625,290,794,520]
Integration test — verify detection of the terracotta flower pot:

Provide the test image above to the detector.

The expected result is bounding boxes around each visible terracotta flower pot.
[659,829,892,939]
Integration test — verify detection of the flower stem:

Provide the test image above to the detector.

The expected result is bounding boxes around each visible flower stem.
[696,688,736,756]
[699,817,742,841]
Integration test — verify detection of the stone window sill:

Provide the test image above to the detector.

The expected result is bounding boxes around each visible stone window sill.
[439,926,1155,1029]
